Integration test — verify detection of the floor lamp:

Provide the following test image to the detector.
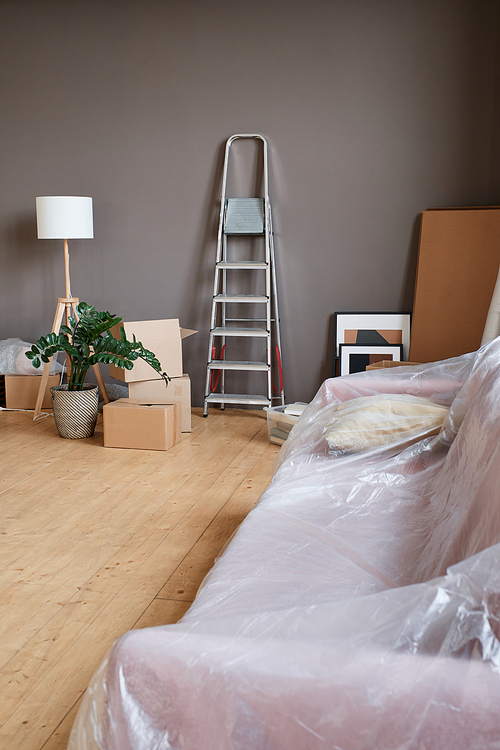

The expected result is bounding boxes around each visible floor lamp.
[33,196,109,420]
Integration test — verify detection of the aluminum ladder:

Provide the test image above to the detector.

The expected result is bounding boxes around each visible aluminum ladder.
[203,134,284,416]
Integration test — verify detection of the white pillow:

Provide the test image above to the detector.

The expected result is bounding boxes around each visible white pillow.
[325,394,449,454]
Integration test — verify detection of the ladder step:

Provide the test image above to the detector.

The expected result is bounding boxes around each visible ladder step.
[205,393,270,406]
[224,198,265,235]
[211,327,269,337]
[217,261,268,270]
[214,294,268,303]
[208,360,269,371]
[225,318,269,323]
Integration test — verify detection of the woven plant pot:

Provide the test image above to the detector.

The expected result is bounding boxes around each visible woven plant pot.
[50,384,99,439]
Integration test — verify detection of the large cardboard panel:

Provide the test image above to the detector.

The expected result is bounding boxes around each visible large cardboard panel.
[3,374,60,410]
[128,375,191,431]
[108,319,196,382]
[103,399,181,451]
[409,209,500,363]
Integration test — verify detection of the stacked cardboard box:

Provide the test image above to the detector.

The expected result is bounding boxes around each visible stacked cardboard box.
[108,319,196,432]
[128,375,191,432]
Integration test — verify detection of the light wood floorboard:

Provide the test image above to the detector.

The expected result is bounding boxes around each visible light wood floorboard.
[0,406,280,749]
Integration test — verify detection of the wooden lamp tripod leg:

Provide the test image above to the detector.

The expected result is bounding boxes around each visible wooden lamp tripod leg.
[92,364,110,405]
[33,299,67,421]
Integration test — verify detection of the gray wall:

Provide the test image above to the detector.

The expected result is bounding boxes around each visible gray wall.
[1,0,499,405]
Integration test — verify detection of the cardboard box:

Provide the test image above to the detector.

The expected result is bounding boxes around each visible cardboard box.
[128,374,191,431]
[266,405,300,446]
[1,374,60,410]
[366,360,421,371]
[109,319,196,383]
[103,398,182,451]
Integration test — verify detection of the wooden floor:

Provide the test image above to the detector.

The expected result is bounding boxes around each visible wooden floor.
[0,406,280,749]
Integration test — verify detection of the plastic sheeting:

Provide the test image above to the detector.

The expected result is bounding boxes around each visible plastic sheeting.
[0,337,63,375]
[69,340,500,749]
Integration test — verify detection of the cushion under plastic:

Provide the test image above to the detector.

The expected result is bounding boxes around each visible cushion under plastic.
[325,393,449,453]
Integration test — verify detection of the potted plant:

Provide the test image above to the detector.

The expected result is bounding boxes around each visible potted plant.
[26,302,170,439]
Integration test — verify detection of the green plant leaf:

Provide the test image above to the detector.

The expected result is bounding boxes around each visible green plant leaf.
[26,303,169,385]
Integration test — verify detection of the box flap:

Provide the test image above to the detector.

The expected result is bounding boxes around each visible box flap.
[111,319,182,343]
[135,400,177,408]
[180,328,197,340]
[105,398,179,409]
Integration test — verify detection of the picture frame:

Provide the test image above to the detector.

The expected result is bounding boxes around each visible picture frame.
[339,343,404,376]
[334,312,411,363]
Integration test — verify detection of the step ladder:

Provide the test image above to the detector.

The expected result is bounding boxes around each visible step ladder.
[203,134,285,417]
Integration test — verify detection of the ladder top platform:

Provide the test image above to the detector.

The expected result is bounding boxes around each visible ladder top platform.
[224,198,265,235]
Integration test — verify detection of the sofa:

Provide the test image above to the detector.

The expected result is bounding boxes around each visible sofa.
[69,339,500,749]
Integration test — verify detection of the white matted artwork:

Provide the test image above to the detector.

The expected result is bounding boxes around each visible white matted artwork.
[339,343,404,376]
[334,312,411,361]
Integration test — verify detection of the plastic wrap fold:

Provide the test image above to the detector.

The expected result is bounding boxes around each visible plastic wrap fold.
[70,339,500,749]
[0,337,63,375]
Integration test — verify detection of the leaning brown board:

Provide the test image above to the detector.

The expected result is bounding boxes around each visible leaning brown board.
[409,207,500,363]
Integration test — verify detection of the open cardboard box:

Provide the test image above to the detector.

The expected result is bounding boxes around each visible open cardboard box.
[128,374,191,431]
[109,319,196,382]
[103,398,182,451]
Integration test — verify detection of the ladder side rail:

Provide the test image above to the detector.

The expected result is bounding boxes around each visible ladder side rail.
[262,140,272,406]
[214,139,231,268]
[221,234,228,400]
[205,262,221,413]
[205,214,225,412]
[219,138,234,225]
[268,203,285,405]
[204,323,215,415]
[265,233,272,405]
[205,140,232,416]
[262,136,270,206]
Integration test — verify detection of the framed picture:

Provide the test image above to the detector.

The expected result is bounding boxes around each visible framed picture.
[334,312,411,361]
[339,343,404,376]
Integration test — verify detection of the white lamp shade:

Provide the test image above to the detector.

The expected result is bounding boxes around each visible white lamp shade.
[36,196,94,239]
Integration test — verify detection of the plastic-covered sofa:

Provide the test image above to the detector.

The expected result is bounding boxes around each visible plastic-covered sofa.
[69,339,500,750]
